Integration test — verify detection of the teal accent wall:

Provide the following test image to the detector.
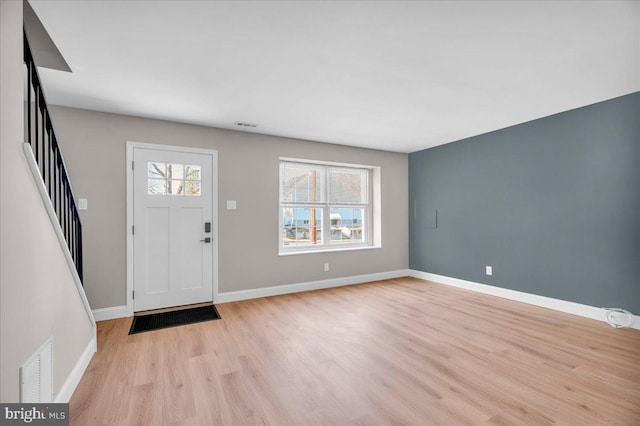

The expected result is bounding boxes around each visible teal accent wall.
[409,92,640,313]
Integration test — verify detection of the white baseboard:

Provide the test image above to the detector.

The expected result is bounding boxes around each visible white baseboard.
[54,337,96,403]
[410,270,640,330]
[92,271,410,317]
[92,305,128,321]
[23,143,96,329]
[216,270,411,303]
[83,271,640,330]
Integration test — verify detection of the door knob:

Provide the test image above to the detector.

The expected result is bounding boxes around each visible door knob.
[200,237,211,243]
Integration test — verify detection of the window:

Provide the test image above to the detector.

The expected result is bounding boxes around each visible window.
[147,162,201,196]
[280,160,376,253]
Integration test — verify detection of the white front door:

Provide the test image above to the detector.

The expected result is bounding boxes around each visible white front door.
[132,146,215,312]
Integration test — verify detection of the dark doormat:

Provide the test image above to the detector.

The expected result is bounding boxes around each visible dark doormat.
[129,305,221,334]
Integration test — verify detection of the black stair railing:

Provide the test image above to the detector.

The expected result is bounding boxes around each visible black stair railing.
[24,30,83,283]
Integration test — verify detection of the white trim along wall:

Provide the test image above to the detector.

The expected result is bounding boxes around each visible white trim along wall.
[54,337,96,403]
[22,142,96,330]
[97,270,410,319]
[216,270,409,303]
[409,270,640,330]
[23,143,97,331]
[92,306,128,322]
[101,264,640,330]
[23,143,98,403]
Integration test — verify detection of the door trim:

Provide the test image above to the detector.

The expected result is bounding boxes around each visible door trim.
[126,141,218,317]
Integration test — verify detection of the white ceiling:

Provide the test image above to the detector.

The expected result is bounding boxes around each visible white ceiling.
[30,1,640,153]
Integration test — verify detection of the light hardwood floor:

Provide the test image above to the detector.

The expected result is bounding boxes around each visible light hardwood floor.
[70,277,640,425]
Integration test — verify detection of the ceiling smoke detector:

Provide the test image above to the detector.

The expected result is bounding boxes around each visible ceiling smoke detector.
[234,121,258,128]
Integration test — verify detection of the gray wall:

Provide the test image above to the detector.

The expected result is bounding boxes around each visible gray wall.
[49,106,409,310]
[1,1,94,402]
[409,92,640,313]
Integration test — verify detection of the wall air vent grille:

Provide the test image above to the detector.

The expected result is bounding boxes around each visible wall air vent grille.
[20,336,54,402]
[234,121,258,128]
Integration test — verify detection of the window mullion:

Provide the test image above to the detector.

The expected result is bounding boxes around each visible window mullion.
[322,167,329,246]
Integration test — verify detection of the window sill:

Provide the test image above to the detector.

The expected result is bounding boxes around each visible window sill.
[279,244,381,256]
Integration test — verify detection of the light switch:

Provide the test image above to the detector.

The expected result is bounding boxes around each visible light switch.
[226,200,237,210]
[78,198,88,210]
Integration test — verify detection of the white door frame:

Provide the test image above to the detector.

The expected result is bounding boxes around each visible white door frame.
[126,141,218,317]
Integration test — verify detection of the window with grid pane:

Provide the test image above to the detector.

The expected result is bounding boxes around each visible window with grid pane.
[147,162,201,196]
[280,160,372,253]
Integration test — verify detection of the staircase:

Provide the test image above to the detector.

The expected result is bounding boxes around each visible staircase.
[23,29,83,282]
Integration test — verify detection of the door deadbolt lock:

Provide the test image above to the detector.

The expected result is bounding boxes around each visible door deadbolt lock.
[200,237,211,243]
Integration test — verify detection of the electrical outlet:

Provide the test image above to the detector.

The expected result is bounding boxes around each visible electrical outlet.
[324,263,330,272]
[486,266,493,276]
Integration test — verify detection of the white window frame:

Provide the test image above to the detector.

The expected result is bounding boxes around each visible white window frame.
[279,158,380,255]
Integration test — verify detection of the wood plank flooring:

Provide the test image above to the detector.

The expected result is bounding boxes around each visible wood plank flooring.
[70,277,640,425]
